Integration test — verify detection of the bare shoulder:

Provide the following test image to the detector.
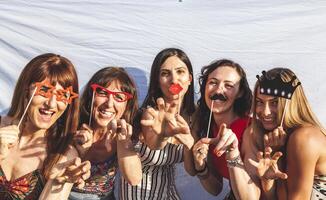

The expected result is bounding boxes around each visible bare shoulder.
[288,125,325,158]
[289,126,325,147]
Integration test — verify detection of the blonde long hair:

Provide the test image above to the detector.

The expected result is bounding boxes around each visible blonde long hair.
[251,68,325,149]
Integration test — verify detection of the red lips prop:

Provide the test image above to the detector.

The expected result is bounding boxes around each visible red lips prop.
[169,83,183,95]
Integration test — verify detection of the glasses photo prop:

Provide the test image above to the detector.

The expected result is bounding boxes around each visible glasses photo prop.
[256,70,301,126]
[88,83,133,126]
[17,80,78,128]
[35,80,78,104]
[91,84,133,102]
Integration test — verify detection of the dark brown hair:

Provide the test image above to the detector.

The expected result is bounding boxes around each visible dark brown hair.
[79,67,138,127]
[133,48,196,138]
[197,59,252,138]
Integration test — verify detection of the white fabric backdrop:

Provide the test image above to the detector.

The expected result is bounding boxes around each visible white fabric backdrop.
[1,1,326,199]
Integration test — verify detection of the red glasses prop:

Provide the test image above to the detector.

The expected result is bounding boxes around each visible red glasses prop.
[90,84,133,102]
[34,80,78,104]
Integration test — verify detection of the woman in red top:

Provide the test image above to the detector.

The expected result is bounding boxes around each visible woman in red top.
[190,59,252,199]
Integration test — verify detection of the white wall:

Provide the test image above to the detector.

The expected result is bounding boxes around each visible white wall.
[1,1,325,125]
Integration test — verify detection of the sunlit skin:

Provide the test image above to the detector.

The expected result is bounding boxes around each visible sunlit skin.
[159,56,192,105]
[205,66,241,123]
[92,80,128,132]
[25,79,69,134]
[255,92,279,131]
[1,79,72,180]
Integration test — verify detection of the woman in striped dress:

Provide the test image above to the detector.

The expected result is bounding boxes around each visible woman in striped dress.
[119,48,196,200]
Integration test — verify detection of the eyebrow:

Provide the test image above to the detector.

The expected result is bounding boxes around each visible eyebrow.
[256,97,278,101]
[160,66,187,71]
[208,77,237,84]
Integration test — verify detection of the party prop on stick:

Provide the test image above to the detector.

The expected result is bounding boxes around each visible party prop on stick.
[17,88,37,129]
[88,89,96,126]
[18,80,78,128]
[169,83,183,113]
[205,94,219,138]
[256,71,301,126]
[89,83,133,126]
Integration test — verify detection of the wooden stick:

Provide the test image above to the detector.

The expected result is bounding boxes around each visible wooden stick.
[18,87,37,129]
[280,99,289,127]
[88,90,95,126]
[206,100,214,138]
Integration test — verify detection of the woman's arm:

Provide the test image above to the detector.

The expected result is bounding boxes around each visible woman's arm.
[191,138,223,195]
[114,119,142,186]
[39,146,91,200]
[183,111,199,176]
[286,127,320,200]
[140,107,169,149]
[141,98,189,150]
[198,154,224,196]
[226,128,262,200]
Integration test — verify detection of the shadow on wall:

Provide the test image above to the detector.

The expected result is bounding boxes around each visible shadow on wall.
[124,67,148,105]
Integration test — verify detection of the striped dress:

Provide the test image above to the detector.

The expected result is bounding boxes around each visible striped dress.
[119,142,184,200]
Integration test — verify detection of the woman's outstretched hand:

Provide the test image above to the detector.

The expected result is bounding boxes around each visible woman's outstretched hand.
[192,139,209,171]
[248,146,287,181]
[49,156,91,189]
[73,124,93,157]
[141,97,190,137]
[107,119,133,150]
[201,123,239,157]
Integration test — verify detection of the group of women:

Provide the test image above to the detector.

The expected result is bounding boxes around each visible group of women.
[0,49,325,200]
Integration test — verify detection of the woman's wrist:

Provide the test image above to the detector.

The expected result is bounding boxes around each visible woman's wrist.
[195,161,207,172]
[196,162,209,179]
[225,147,240,160]
[225,148,243,168]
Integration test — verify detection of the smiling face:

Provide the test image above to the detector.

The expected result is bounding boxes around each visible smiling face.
[255,90,279,131]
[92,79,128,129]
[159,56,192,102]
[205,66,242,117]
[26,79,69,131]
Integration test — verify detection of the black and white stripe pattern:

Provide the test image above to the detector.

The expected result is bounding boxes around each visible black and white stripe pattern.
[119,142,184,200]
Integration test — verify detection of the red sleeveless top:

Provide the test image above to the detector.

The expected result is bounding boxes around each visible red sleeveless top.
[208,117,249,179]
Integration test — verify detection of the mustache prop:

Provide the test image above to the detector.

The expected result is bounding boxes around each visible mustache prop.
[205,93,227,138]
[210,93,227,101]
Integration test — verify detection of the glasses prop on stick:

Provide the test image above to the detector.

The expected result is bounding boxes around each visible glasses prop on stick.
[17,88,37,129]
[169,83,183,113]
[256,71,301,127]
[89,84,133,126]
[17,80,78,129]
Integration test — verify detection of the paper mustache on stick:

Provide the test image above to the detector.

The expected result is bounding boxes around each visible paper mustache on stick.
[205,93,227,138]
